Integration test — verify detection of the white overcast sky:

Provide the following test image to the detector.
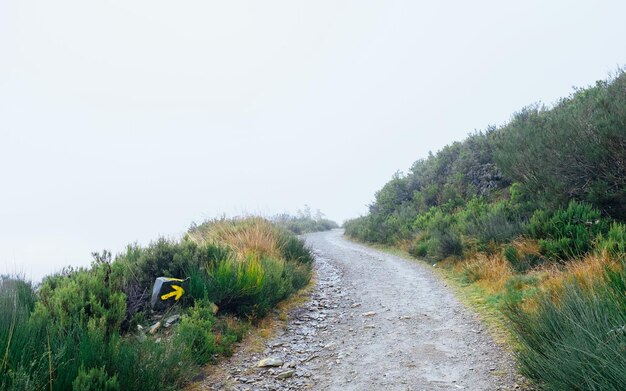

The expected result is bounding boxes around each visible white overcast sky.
[1,0,626,281]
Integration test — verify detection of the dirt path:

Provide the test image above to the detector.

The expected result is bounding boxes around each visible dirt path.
[197,229,524,390]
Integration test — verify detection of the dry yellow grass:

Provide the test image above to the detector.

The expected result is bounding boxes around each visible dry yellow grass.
[454,252,514,294]
[537,253,619,297]
[189,217,283,261]
[509,238,542,259]
[445,238,619,313]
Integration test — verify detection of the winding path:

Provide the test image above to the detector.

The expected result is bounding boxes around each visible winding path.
[199,229,522,390]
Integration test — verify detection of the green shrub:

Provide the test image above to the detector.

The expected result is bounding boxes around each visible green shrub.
[277,232,314,265]
[596,222,626,261]
[458,199,524,246]
[503,245,543,273]
[1,219,310,391]
[493,72,626,220]
[117,238,228,290]
[72,366,119,391]
[417,209,463,259]
[0,276,49,391]
[426,210,463,259]
[527,201,610,261]
[175,300,219,365]
[34,260,126,339]
[408,239,428,258]
[430,231,463,259]
[175,302,246,365]
[283,261,312,292]
[113,239,233,325]
[506,262,626,390]
[199,255,309,319]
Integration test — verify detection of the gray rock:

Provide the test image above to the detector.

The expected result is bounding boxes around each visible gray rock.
[256,357,284,367]
[164,314,180,328]
[276,370,295,379]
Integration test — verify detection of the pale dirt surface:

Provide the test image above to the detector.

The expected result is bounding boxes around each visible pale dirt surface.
[195,229,526,391]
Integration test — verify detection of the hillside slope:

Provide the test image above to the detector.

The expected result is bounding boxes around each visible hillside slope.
[345,71,626,390]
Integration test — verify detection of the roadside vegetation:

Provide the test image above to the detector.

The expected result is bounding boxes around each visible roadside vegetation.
[0,217,313,391]
[271,205,339,235]
[344,70,626,390]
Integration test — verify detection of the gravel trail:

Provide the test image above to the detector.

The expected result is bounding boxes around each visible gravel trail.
[198,229,524,390]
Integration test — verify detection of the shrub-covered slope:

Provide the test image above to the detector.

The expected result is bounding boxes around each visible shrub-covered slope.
[0,217,312,391]
[344,70,626,390]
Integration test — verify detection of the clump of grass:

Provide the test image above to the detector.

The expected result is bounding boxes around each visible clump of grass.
[186,217,313,319]
[197,255,310,319]
[596,222,626,261]
[189,217,283,261]
[503,239,544,273]
[506,260,626,390]
[456,253,513,293]
[535,253,620,299]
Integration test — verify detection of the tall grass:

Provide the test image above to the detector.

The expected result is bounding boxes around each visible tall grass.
[188,217,283,260]
[186,218,313,319]
[506,261,626,390]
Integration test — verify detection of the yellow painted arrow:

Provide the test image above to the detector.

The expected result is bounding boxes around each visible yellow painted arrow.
[161,285,184,301]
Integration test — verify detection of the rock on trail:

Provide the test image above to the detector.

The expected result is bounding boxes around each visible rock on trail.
[195,229,524,390]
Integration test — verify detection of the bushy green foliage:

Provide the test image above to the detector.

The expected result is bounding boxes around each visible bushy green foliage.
[344,70,626,390]
[116,238,231,291]
[198,256,309,319]
[527,201,610,261]
[506,262,626,390]
[277,231,315,265]
[1,219,311,391]
[34,258,126,339]
[596,222,626,261]
[408,240,428,258]
[457,199,524,245]
[0,276,49,390]
[421,210,463,259]
[174,300,247,365]
[175,300,220,365]
[503,245,543,273]
[72,366,119,391]
[346,71,626,248]
[0,275,194,391]
[493,73,626,220]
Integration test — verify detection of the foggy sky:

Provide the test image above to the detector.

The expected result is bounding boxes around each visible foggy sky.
[2,0,626,281]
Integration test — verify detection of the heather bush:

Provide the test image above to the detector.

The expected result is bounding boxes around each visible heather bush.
[457,199,524,246]
[527,201,610,261]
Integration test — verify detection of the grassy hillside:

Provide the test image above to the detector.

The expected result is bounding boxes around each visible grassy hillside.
[345,70,626,390]
[0,217,313,391]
